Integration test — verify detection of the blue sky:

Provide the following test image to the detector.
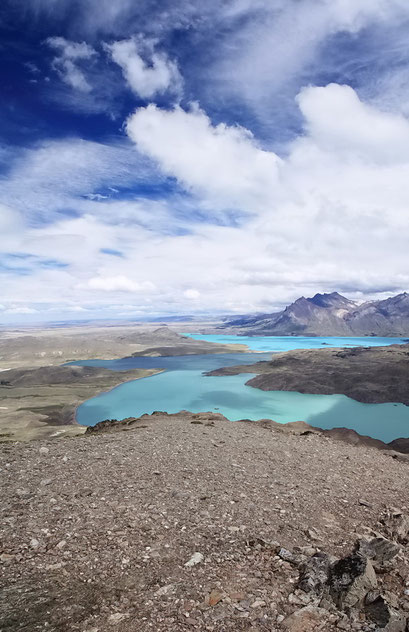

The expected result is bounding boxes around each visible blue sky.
[1,0,409,322]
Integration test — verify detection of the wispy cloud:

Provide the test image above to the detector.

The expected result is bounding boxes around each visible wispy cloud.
[106,36,183,100]
[46,36,97,92]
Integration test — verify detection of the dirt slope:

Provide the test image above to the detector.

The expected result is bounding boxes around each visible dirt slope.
[1,412,408,631]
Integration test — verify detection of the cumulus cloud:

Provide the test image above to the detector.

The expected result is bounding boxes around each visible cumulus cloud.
[46,36,97,92]
[126,104,280,209]
[105,37,182,99]
[296,83,409,164]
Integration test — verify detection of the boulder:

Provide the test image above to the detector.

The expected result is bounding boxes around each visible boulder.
[364,594,407,631]
[298,552,332,596]
[328,553,377,609]
[355,536,401,566]
[380,509,409,545]
[281,605,329,631]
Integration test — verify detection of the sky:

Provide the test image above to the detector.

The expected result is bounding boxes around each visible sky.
[1,0,409,323]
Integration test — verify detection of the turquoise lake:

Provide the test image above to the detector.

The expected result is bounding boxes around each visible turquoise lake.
[182,333,408,352]
[74,335,409,443]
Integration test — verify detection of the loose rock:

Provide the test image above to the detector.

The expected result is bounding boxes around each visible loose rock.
[184,552,204,567]
[329,553,377,609]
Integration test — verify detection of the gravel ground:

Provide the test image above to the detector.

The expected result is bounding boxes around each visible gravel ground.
[1,412,408,631]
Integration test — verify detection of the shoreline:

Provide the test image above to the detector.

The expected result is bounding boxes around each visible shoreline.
[73,368,165,427]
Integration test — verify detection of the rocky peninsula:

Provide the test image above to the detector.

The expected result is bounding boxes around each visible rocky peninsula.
[207,344,409,405]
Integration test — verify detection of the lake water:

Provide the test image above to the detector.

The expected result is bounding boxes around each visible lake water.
[74,335,409,443]
[183,333,407,352]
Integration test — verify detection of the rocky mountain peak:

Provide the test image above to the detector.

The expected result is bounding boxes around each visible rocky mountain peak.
[308,292,356,309]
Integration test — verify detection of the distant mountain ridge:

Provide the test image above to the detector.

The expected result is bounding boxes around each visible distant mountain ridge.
[224,291,409,336]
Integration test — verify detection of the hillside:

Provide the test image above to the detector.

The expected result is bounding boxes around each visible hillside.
[0,325,247,370]
[224,292,409,336]
[1,412,408,632]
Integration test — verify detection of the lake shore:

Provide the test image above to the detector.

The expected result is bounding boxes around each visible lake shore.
[0,324,248,441]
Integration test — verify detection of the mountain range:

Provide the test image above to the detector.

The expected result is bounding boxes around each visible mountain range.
[224,291,409,336]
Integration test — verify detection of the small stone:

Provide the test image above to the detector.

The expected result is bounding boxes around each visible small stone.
[184,552,204,567]
[155,584,175,597]
[278,548,298,564]
[206,590,224,606]
[0,553,14,562]
[30,538,40,549]
[46,562,64,570]
[299,546,317,557]
[250,599,266,608]
[56,540,67,550]
[305,528,322,541]
[108,613,126,624]
[16,488,30,498]
[39,447,49,455]
[359,499,372,507]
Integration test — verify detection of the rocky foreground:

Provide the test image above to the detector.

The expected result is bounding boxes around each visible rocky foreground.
[207,344,409,406]
[1,412,409,631]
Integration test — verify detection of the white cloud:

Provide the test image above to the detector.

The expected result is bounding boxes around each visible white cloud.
[184,289,200,300]
[85,275,155,292]
[46,36,97,92]
[47,37,96,60]
[106,37,182,99]
[296,83,409,164]
[2,83,409,320]
[5,306,39,314]
[126,103,280,209]
[206,0,409,129]
[0,137,156,223]
[0,203,23,237]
